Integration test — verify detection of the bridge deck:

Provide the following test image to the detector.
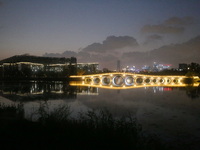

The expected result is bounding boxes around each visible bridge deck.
[70,72,194,78]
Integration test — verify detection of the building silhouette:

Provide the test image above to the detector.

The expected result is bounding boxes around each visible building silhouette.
[0,54,77,79]
[77,62,99,75]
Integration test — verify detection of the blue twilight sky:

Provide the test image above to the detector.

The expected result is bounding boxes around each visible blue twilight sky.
[0,0,200,61]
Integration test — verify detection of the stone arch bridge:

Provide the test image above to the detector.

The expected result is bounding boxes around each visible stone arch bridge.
[70,73,199,87]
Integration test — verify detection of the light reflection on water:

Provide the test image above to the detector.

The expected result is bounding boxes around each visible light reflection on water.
[0,81,200,145]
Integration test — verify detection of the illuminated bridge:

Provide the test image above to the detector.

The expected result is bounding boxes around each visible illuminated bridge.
[70,73,199,89]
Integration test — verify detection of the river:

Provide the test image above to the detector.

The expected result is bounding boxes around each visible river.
[0,81,200,149]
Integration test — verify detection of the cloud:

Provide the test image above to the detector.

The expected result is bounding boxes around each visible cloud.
[164,16,195,26]
[82,36,139,53]
[63,51,77,56]
[43,50,119,69]
[147,34,163,40]
[0,2,3,6]
[122,35,200,68]
[44,51,77,57]
[140,16,196,35]
[141,24,184,34]
[143,34,163,45]
[82,43,103,53]
[43,35,200,69]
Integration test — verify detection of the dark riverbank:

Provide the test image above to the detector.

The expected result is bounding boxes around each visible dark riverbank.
[0,104,166,150]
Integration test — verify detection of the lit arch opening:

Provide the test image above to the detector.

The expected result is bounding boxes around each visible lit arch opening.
[145,78,151,84]
[113,75,124,86]
[93,77,100,84]
[125,76,134,86]
[85,78,92,84]
[136,77,143,84]
[159,78,165,83]
[102,76,111,85]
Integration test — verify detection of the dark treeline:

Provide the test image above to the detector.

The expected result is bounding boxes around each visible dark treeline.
[0,103,167,150]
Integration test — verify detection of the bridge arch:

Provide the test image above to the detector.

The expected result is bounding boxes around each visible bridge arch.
[112,75,124,86]
[70,73,195,87]
[144,78,151,84]
[124,76,134,86]
[159,78,165,84]
[101,76,111,85]
[93,77,101,84]
[152,78,157,83]
[136,77,143,84]
[173,78,179,84]
[84,77,92,84]
[165,78,171,83]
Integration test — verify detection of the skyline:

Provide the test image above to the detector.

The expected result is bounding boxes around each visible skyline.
[0,0,200,69]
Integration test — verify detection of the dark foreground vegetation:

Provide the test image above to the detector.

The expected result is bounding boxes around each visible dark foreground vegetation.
[0,104,167,150]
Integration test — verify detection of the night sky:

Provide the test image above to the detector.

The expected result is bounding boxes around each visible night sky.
[0,0,200,69]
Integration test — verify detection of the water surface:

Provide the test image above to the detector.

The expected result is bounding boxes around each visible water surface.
[0,81,200,148]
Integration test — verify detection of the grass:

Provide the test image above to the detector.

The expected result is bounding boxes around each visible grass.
[0,103,24,120]
[0,103,167,150]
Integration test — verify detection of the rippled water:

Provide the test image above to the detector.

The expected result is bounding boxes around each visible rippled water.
[1,81,200,148]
